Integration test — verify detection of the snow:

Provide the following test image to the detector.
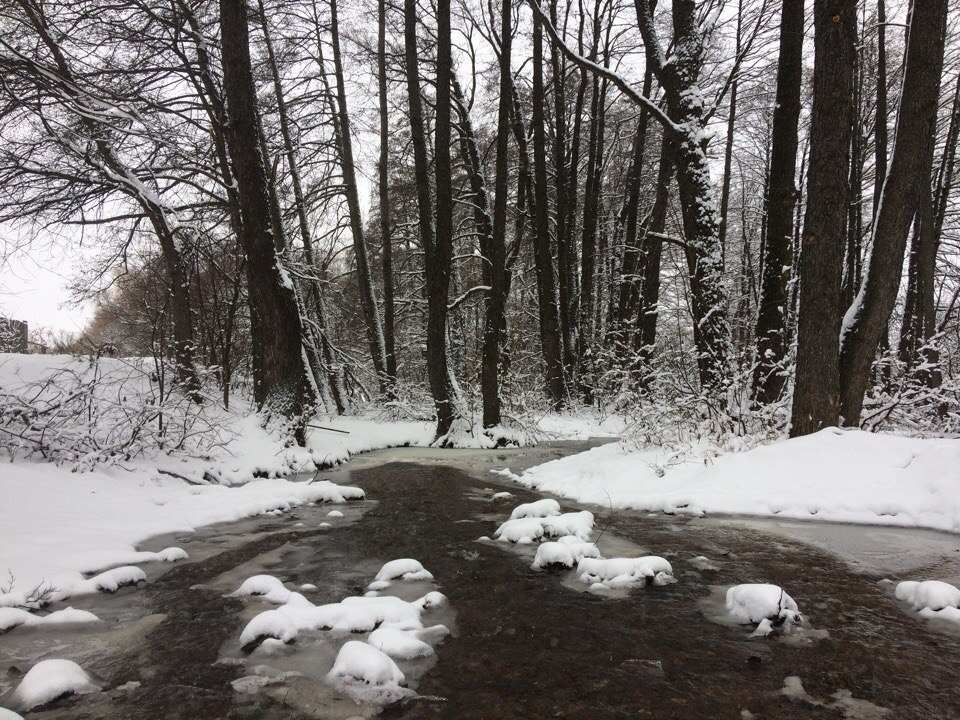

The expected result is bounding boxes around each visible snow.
[895,580,960,612]
[531,540,600,570]
[494,511,595,544]
[509,499,561,519]
[512,429,960,533]
[0,461,366,606]
[576,556,675,588]
[239,609,298,647]
[373,559,434,583]
[491,491,513,500]
[326,510,344,518]
[0,708,24,720]
[726,584,801,626]
[326,640,407,698]
[0,606,99,633]
[367,626,434,659]
[231,575,294,604]
[10,659,99,711]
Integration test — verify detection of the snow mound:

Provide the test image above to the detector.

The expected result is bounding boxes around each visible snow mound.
[0,607,99,633]
[153,547,188,562]
[491,491,514,500]
[495,511,594,543]
[373,559,434,584]
[0,707,24,719]
[326,510,344,518]
[306,480,365,503]
[231,575,292,604]
[509,499,561,519]
[726,584,801,627]
[413,591,447,610]
[894,580,960,611]
[577,556,674,587]
[367,626,434,659]
[328,640,404,685]
[79,566,146,595]
[239,609,298,648]
[11,659,99,711]
[531,540,600,570]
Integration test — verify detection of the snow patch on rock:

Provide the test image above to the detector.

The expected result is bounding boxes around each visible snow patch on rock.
[726,584,801,628]
[11,659,99,711]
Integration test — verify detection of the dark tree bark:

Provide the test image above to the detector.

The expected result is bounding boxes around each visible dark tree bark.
[633,133,675,376]
[897,70,960,381]
[377,0,397,395]
[790,0,857,437]
[405,0,460,438]
[838,0,948,425]
[480,0,513,429]
[259,0,342,414]
[634,0,731,394]
[872,0,888,215]
[751,0,803,405]
[329,0,389,394]
[531,9,566,408]
[220,0,315,432]
[841,16,863,311]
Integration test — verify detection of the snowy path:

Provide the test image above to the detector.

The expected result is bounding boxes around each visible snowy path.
[2,442,960,719]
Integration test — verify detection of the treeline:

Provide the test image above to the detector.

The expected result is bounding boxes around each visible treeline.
[0,0,957,443]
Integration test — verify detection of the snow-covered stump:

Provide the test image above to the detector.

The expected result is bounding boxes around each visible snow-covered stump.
[10,659,100,711]
[725,584,802,637]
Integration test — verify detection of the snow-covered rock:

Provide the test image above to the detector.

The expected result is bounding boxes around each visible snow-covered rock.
[368,627,434,659]
[326,510,344,518]
[895,580,960,611]
[531,540,600,570]
[576,556,674,587]
[374,559,434,583]
[413,591,447,610]
[0,707,24,719]
[231,575,292,604]
[239,609,298,648]
[153,547,189,562]
[509,499,561,519]
[494,511,595,543]
[491,491,514,500]
[726,584,801,627]
[80,566,146,595]
[327,639,405,685]
[11,659,99,711]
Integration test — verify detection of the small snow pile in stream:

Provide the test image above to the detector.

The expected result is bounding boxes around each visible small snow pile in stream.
[326,640,411,704]
[232,559,450,705]
[371,559,434,586]
[495,510,594,543]
[0,606,99,633]
[509,499,561,519]
[726,584,802,637]
[10,659,99,711]
[531,538,600,570]
[577,557,675,588]
[895,580,960,624]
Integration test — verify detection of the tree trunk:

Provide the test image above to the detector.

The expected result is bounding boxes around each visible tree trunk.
[872,0,888,216]
[220,0,315,434]
[481,0,513,429]
[716,0,742,268]
[789,0,857,437]
[636,0,730,394]
[329,0,389,394]
[751,0,803,405]
[838,0,948,425]
[377,0,397,395]
[405,0,460,439]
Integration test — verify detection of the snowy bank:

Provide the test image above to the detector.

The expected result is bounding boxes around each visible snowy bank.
[510,429,960,533]
[0,462,365,605]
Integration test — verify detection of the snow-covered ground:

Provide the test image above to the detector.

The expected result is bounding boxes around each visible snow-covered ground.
[505,428,960,534]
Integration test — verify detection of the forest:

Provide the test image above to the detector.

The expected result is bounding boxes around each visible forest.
[1,0,957,446]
